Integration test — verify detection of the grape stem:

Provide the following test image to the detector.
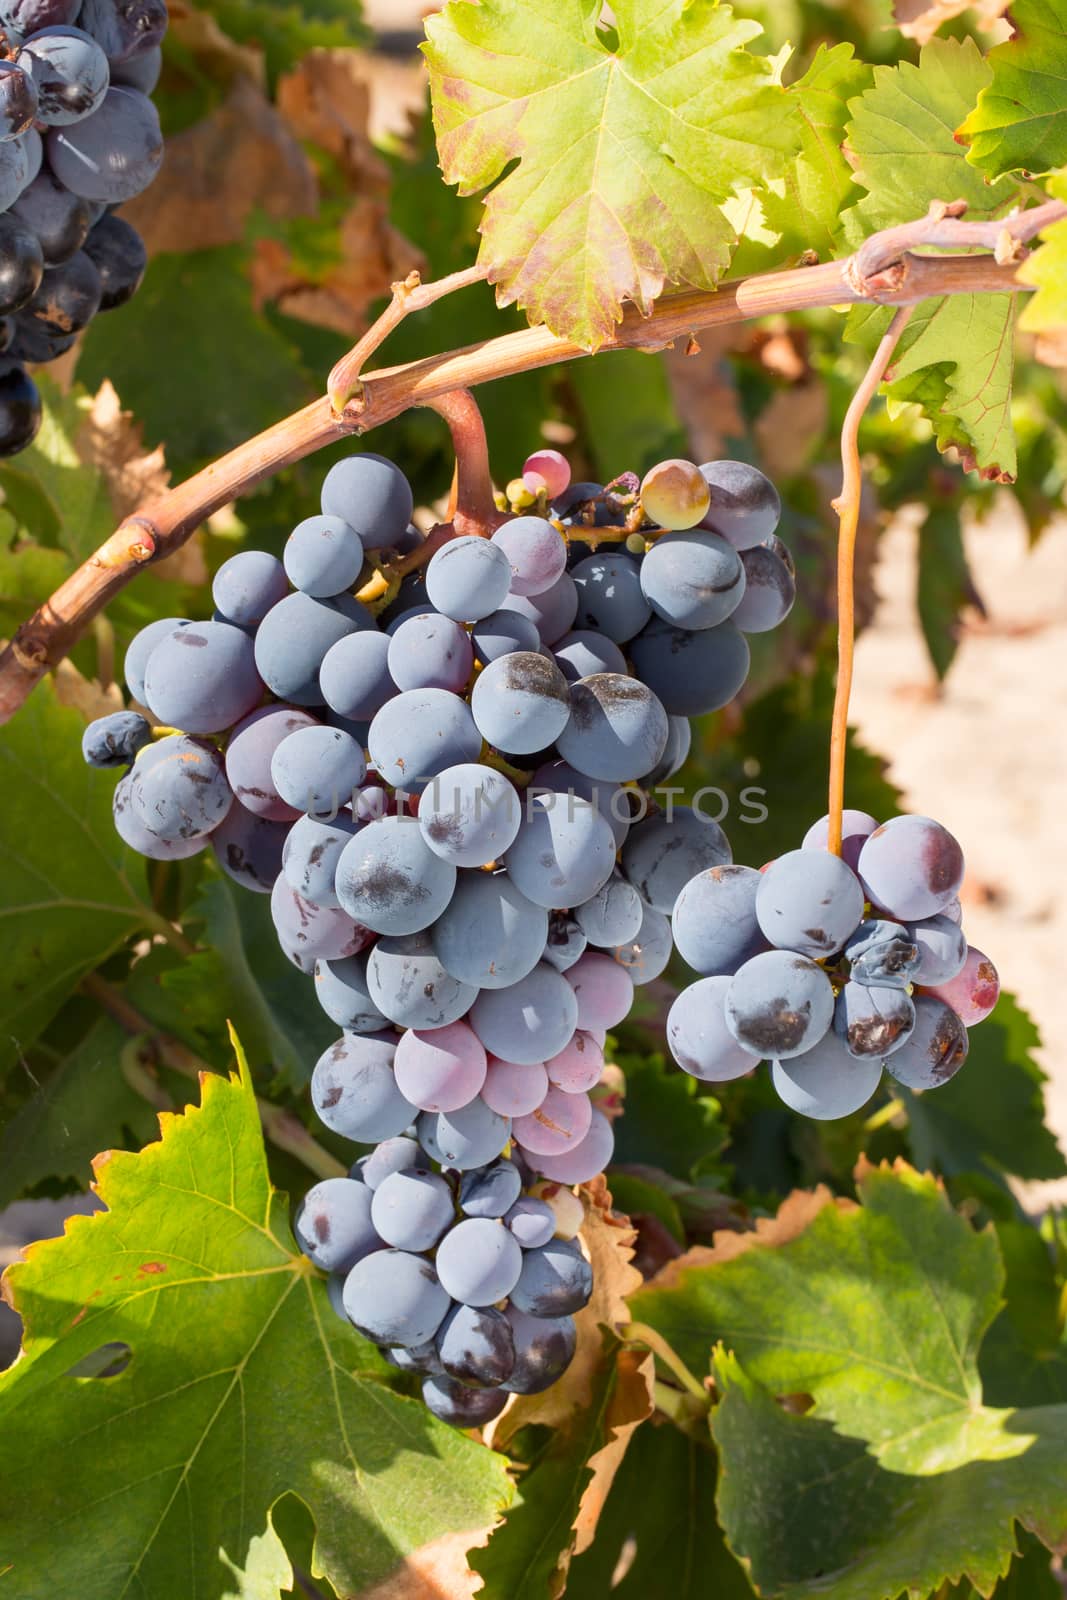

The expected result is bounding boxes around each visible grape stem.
[0,197,1063,724]
[826,306,914,859]
[82,973,348,1181]
[620,1319,711,1407]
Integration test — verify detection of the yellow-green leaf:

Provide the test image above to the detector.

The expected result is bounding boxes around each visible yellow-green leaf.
[958,0,1067,179]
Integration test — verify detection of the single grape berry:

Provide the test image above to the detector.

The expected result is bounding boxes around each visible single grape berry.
[81,710,151,768]
[640,458,711,530]
[0,359,40,453]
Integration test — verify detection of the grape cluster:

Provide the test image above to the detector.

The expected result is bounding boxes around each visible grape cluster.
[667,810,1000,1120]
[0,0,164,455]
[81,443,795,1419]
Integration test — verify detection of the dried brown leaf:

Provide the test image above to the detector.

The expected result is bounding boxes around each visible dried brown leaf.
[123,76,317,255]
[755,380,829,479]
[642,1184,850,1294]
[892,0,1012,43]
[277,49,392,191]
[353,1526,494,1600]
[570,1346,654,1559]
[664,326,744,462]
[167,0,265,86]
[52,658,124,721]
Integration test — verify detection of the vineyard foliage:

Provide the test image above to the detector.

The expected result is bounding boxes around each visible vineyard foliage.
[0,1,1066,1597]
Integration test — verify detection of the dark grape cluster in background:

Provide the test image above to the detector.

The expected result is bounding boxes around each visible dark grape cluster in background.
[75,439,994,1424]
[0,0,164,455]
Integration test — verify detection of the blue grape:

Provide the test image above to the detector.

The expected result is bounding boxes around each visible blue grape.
[698,459,781,548]
[425,535,512,622]
[621,807,731,915]
[320,453,413,552]
[387,612,473,693]
[526,1106,614,1184]
[293,1177,378,1273]
[671,864,763,975]
[224,704,316,821]
[552,629,627,683]
[725,950,835,1060]
[435,1216,523,1305]
[383,598,432,635]
[112,771,205,860]
[417,763,521,868]
[755,849,865,959]
[509,1237,592,1317]
[314,954,386,1032]
[109,41,159,89]
[271,878,368,966]
[459,1160,522,1219]
[342,1248,451,1347]
[22,246,101,335]
[254,590,373,706]
[469,963,578,1065]
[565,951,633,1032]
[11,169,88,265]
[571,552,651,643]
[359,1135,420,1190]
[470,650,571,755]
[17,26,107,123]
[668,976,760,1081]
[541,911,587,973]
[421,1374,507,1427]
[336,814,456,936]
[211,804,287,893]
[844,919,920,988]
[505,571,578,644]
[78,0,166,60]
[366,931,478,1030]
[883,994,969,1090]
[505,793,616,909]
[732,538,795,633]
[383,1340,442,1375]
[436,1303,515,1388]
[283,514,365,598]
[639,530,745,629]
[504,1307,576,1393]
[0,0,79,30]
[83,211,145,308]
[0,133,30,210]
[0,211,44,317]
[531,758,630,850]
[320,630,395,722]
[141,619,263,734]
[212,550,288,628]
[834,980,915,1059]
[612,901,672,985]
[418,1099,511,1171]
[123,616,189,703]
[556,673,668,783]
[431,870,547,989]
[907,914,968,985]
[311,1032,414,1142]
[637,713,691,784]
[771,1029,883,1120]
[802,809,878,872]
[575,870,643,948]
[0,60,37,137]
[367,688,481,794]
[629,617,750,717]
[271,725,366,816]
[326,1271,347,1321]
[857,815,965,921]
[81,710,150,768]
[128,734,231,840]
[504,1198,556,1249]
[471,607,541,663]
[370,1168,454,1252]
[282,811,359,907]
[48,87,161,201]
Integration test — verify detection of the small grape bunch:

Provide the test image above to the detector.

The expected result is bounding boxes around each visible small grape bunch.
[666,810,999,1120]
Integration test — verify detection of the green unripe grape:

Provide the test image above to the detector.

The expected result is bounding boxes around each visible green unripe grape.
[640,458,711,530]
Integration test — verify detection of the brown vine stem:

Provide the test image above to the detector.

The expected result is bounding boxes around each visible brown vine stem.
[826,306,914,858]
[0,197,1063,724]
[82,972,347,1182]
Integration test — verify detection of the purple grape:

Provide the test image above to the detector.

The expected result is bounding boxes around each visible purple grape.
[858,815,965,921]
[883,994,969,1090]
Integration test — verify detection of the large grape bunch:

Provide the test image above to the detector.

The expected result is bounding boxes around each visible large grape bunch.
[80,444,794,1421]
[667,810,1000,1120]
[0,0,165,455]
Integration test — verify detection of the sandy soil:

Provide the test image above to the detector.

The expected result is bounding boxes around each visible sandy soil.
[851,504,1067,1203]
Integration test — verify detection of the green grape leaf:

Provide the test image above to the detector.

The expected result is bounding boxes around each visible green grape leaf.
[566,1422,753,1600]
[470,1341,652,1598]
[423,0,796,349]
[903,991,1067,1186]
[0,1016,159,1207]
[77,249,314,477]
[760,44,873,260]
[981,1220,1067,1410]
[957,0,1067,179]
[0,1041,511,1599]
[916,499,977,680]
[843,39,1023,479]
[1019,171,1067,332]
[612,1051,729,1184]
[712,1349,1067,1600]
[0,680,161,1079]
